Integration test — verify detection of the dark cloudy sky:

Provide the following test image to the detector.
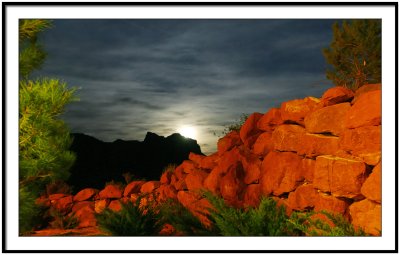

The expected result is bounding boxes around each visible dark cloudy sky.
[33,19,337,154]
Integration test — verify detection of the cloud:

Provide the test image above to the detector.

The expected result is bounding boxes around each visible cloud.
[36,19,336,154]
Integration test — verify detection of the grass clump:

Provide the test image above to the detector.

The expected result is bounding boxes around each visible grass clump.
[203,192,297,236]
[49,209,78,230]
[95,197,163,236]
[288,210,368,236]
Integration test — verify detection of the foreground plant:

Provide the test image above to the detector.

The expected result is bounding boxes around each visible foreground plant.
[95,197,163,236]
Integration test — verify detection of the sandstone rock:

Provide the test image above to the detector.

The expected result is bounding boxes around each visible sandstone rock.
[52,195,73,214]
[280,97,321,125]
[179,160,197,174]
[218,147,241,174]
[361,162,381,203]
[220,162,245,201]
[108,200,122,212]
[349,199,382,236]
[160,171,173,185]
[157,185,177,202]
[304,103,351,136]
[321,86,354,106]
[94,199,109,213]
[260,151,303,196]
[49,193,67,201]
[73,188,98,202]
[298,133,340,157]
[239,149,262,185]
[170,175,187,191]
[257,108,283,131]
[99,184,123,199]
[199,152,218,170]
[239,112,263,146]
[287,184,318,210]
[243,184,261,208]
[185,169,209,191]
[313,155,367,198]
[353,83,382,103]
[272,124,306,153]
[72,201,94,213]
[301,158,315,182]
[75,206,97,228]
[140,181,161,193]
[203,165,225,195]
[314,193,349,214]
[217,131,241,155]
[345,90,381,128]
[252,132,273,156]
[339,125,381,165]
[189,152,205,166]
[123,181,146,197]
[173,164,187,180]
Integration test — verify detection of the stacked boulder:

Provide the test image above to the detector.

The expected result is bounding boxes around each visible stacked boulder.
[40,84,382,236]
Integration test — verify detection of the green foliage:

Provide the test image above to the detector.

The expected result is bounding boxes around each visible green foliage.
[214,113,249,137]
[204,192,296,236]
[19,19,52,78]
[323,20,381,90]
[96,197,163,236]
[18,19,78,233]
[159,199,216,236]
[49,209,79,230]
[19,79,76,190]
[288,210,367,236]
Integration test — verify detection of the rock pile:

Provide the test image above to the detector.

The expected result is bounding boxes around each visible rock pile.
[39,84,382,236]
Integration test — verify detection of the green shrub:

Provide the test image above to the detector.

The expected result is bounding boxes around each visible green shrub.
[162,164,177,173]
[323,20,381,90]
[203,192,296,236]
[159,199,216,236]
[288,210,368,236]
[95,197,163,236]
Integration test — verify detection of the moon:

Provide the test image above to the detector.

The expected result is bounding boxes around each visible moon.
[178,126,197,140]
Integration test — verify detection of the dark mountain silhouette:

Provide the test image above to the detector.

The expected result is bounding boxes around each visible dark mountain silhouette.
[67,132,203,192]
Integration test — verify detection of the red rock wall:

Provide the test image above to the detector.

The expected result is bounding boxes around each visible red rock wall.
[40,84,382,236]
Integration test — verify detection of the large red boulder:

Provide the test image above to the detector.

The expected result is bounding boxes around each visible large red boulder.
[199,152,218,170]
[203,166,224,195]
[160,171,173,185]
[314,193,349,214]
[320,86,354,106]
[313,155,367,199]
[179,160,197,174]
[71,201,94,213]
[189,152,205,166]
[239,149,262,185]
[243,184,261,208]
[73,188,98,202]
[353,83,381,103]
[220,162,245,201]
[99,184,123,199]
[345,90,381,129]
[301,158,316,182]
[74,206,97,228]
[108,200,122,212]
[52,195,73,214]
[252,132,273,156]
[124,181,146,197]
[298,133,340,157]
[280,97,321,126]
[185,169,209,191]
[339,125,381,165]
[140,181,161,193]
[157,184,177,202]
[271,124,306,153]
[304,103,351,136]
[49,193,67,201]
[260,151,303,196]
[217,131,241,155]
[361,162,381,203]
[257,108,283,131]
[349,199,382,236]
[287,184,318,210]
[239,112,263,147]
[177,191,212,227]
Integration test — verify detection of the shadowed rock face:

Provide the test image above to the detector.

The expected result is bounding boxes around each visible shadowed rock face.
[67,132,203,192]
